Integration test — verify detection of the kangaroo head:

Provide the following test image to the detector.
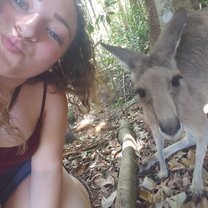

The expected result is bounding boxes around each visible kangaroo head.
[102,8,188,139]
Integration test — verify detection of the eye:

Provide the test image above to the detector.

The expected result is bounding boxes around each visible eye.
[13,0,29,11]
[135,88,146,98]
[47,29,63,45]
[171,74,183,87]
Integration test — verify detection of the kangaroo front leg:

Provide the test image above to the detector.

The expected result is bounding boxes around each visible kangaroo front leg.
[139,132,196,174]
[153,131,168,179]
[163,131,196,159]
[190,135,208,198]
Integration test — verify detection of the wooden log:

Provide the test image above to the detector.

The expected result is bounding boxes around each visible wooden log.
[115,119,138,208]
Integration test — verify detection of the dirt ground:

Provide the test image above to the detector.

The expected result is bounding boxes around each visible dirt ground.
[63,101,208,208]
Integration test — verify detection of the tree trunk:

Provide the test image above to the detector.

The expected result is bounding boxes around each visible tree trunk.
[117,0,129,32]
[129,0,139,7]
[144,0,161,47]
[154,0,200,30]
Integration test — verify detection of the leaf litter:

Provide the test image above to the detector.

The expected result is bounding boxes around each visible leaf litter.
[63,101,208,207]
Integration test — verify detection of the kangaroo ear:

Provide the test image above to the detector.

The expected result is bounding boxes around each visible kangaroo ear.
[101,43,144,73]
[151,8,187,62]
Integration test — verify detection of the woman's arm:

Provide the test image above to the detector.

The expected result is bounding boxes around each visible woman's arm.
[30,88,68,208]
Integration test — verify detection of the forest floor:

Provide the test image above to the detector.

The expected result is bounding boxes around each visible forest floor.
[63,100,208,208]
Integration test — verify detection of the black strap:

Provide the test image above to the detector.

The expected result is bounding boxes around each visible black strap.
[8,81,47,114]
[39,81,47,118]
[8,85,21,111]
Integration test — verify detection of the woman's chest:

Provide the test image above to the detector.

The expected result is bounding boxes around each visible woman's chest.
[0,83,44,148]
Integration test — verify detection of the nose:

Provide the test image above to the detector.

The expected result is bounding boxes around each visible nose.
[159,117,181,137]
[15,13,41,42]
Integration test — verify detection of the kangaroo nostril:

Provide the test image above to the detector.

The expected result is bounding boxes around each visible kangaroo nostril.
[159,118,181,136]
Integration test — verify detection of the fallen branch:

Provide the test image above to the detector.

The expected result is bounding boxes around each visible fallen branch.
[115,119,138,208]
[63,138,108,157]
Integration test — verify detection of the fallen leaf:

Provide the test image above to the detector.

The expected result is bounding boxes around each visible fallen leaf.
[202,167,208,185]
[101,191,117,208]
[182,173,191,187]
[168,158,185,171]
[94,175,115,191]
[140,176,156,191]
[166,192,186,208]
[181,157,194,169]
[153,189,164,204]
[138,188,153,203]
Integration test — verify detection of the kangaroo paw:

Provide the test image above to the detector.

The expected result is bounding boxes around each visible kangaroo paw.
[156,169,169,180]
[185,189,208,204]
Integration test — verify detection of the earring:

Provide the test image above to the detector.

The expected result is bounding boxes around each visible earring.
[48,68,53,72]
[58,59,65,76]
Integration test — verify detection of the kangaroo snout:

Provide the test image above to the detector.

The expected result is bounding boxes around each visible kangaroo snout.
[159,117,181,137]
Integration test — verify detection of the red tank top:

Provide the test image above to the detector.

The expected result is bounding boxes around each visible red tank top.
[0,82,47,175]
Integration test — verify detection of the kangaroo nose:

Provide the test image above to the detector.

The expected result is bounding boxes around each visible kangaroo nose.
[159,117,181,136]
[15,13,41,42]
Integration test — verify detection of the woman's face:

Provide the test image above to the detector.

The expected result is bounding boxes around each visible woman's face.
[0,0,77,80]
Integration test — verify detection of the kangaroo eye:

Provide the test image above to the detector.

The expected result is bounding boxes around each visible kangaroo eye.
[135,88,146,98]
[171,74,183,87]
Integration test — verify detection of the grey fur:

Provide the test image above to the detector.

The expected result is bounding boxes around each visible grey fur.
[102,7,208,197]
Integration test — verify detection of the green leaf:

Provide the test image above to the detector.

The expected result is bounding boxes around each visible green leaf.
[106,15,111,24]
[107,11,115,16]
[86,23,94,34]
[100,14,105,23]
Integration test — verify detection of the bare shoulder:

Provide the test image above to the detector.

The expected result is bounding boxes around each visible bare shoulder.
[45,84,68,114]
[20,81,67,124]
[23,81,67,112]
[41,83,68,134]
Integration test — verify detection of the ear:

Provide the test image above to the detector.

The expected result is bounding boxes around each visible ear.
[101,43,145,73]
[151,8,187,62]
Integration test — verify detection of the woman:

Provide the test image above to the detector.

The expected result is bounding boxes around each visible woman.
[0,0,96,207]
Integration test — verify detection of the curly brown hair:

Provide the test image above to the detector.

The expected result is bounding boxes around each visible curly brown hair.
[0,2,97,153]
[29,2,96,112]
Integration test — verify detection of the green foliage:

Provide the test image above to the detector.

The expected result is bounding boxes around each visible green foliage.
[109,1,149,53]
[104,0,117,7]
[86,23,94,35]
[200,0,208,7]
[98,1,149,106]
[125,2,149,52]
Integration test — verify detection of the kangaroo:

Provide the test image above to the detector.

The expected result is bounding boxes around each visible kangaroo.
[101,7,208,198]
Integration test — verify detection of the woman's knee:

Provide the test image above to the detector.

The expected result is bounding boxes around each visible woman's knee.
[61,168,92,208]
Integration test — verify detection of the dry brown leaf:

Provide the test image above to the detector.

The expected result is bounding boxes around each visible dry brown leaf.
[181,157,194,168]
[75,163,90,176]
[101,190,117,208]
[158,184,171,195]
[187,150,195,162]
[140,176,156,191]
[153,189,164,204]
[182,173,191,187]
[138,188,153,203]
[202,167,208,185]
[166,192,186,208]
[168,159,185,171]
[94,175,115,190]
[174,151,187,159]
